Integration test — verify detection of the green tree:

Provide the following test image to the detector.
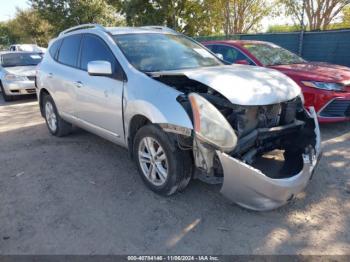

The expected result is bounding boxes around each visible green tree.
[344,5,350,24]
[267,24,302,33]
[6,8,53,46]
[115,0,222,36]
[280,0,350,30]
[114,0,275,36]
[0,22,13,48]
[30,0,123,36]
[328,6,350,29]
[221,0,275,35]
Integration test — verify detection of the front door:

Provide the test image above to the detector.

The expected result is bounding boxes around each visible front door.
[74,34,125,142]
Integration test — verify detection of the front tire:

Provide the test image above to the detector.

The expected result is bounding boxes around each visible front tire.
[133,124,192,196]
[43,94,72,137]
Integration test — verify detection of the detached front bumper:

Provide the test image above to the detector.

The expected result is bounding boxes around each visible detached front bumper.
[217,107,322,211]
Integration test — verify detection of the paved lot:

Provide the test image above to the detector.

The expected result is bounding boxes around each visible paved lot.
[0,94,350,255]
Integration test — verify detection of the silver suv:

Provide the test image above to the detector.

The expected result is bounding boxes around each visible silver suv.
[36,24,321,211]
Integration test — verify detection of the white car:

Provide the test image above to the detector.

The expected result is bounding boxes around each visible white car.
[0,51,42,101]
[36,24,321,211]
[9,44,47,54]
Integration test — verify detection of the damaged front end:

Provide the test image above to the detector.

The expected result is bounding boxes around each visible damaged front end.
[152,73,321,211]
[188,93,321,211]
[217,107,321,211]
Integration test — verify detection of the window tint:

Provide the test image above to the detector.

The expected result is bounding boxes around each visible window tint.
[212,45,253,65]
[49,39,62,59]
[57,34,82,67]
[212,45,239,64]
[80,34,115,71]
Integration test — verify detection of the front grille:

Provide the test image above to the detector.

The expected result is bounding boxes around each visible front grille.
[27,76,36,81]
[319,99,350,117]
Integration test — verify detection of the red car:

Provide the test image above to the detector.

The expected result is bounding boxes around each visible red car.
[203,40,350,123]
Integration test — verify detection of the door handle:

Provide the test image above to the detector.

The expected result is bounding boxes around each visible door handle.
[48,73,53,78]
[74,81,83,88]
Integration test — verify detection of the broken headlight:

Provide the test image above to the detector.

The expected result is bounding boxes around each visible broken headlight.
[301,81,345,91]
[189,93,237,152]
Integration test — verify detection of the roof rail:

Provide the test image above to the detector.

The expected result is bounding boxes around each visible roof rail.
[140,26,177,33]
[59,24,107,36]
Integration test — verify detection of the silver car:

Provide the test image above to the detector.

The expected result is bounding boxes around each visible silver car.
[36,24,321,211]
[0,51,42,101]
[9,44,46,54]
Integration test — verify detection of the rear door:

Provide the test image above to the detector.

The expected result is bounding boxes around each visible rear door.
[74,33,125,142]
[49,34,82,116]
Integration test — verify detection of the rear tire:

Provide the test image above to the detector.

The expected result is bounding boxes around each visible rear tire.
[43,94,72,137]
[133,124,192,196]
[0,83,14,102]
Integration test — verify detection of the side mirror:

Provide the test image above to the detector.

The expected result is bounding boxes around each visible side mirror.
[215,53,224,60]
[87,61,112,76]
[235,59,249,65]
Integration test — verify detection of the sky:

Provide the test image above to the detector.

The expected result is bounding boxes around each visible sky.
[0,0,29,21]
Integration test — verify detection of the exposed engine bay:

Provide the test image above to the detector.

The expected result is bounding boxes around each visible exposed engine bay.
[152,73,318,181]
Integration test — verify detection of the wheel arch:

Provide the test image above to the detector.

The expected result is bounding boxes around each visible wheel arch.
[125,98,193,158]
[127,114,151,158]
[39,88,50,117]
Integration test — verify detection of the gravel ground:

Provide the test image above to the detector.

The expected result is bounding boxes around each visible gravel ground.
[0,95,349,255]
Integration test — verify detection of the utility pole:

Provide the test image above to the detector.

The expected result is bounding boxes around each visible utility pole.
[298,0,306,56]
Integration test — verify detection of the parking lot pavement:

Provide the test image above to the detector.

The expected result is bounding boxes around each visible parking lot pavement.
[0,94,350,255]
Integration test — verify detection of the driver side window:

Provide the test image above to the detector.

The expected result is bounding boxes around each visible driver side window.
[211,45,254,65]
[80,34,124,80]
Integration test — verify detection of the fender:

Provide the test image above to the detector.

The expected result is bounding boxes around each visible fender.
[124,97,193,141]
[123,73,194,144]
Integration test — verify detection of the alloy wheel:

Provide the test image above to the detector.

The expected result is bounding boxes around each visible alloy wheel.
[45,101,57,132]
[138,136,168,186]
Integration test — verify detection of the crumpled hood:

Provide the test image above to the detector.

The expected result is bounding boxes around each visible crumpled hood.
[4,66,36,77]
[154,65,301,106]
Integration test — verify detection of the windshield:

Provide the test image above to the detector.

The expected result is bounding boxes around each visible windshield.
[243,43,305,66]
[1,53,43,67]
[113,33,222,72]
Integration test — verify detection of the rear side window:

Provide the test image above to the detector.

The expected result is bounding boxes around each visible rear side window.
[80,34,124,80]
[49,39,62,59]
[57,34,82,67]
